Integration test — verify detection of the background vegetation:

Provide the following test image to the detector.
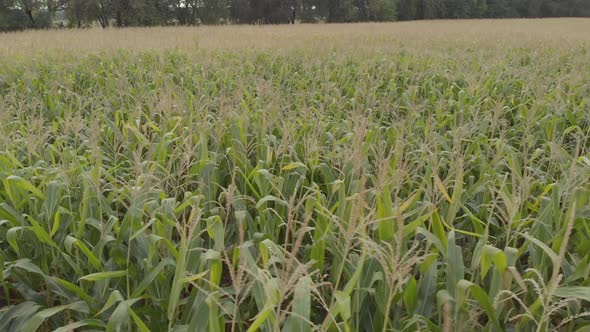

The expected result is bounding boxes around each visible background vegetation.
[1,0,590,31]
[0,19,589,331]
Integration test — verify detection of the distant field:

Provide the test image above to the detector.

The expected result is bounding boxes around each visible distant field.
[0,19,589,331]
[1,18,590,55]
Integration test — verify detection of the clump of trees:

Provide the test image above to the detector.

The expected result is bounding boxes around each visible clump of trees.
[1,0,589,31]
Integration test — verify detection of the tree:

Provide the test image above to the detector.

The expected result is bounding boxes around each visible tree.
[443,0,469,18]
[16,0,40,25]
[298,0,321,22]
[326,0,357,22]
[485,0,515,17]
[46,0,68,21]
[2,0,51,28]
[200,0,229,24]
[92,0,113,27]
[66,0,93,27]
[368,0,395,21]
[1,0,30,30]
[414,0,436,19]
[247,0,293,24]
[2,0,590,29]
[470,0,487,17]
[397,0,416,20]
[229,0,251,22]
[133,0,171,25]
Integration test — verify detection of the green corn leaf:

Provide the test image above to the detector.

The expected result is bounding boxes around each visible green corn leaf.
[27,216,58,249]
[376,188,394,241]
[403,277,418,315]
[256,195,287,209]
[6,226,24,254]
[106,298,142,332]
[334,290,351,322]
[5,175,45,200]
[129,307,151,332]
[132,258,174,298]
[480,245,507,280]
[446,231,464,295]
[431,211,448,251]
[281,162,307,171]
[53,319,106,332]
[168,237,188,322]
[96,290,125,316]
[50,277,93,303]
[64,235,101,271]
[554,287,590,302]
[283,275,312,332]
[0,301,41,331]
[520,232,558,262]
[79,270,127,282]
[456,279,501,331]
[21,301,88,332]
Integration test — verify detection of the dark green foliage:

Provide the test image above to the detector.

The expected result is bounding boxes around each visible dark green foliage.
[368,0,396,21]
[1,0,590,30]
[0,7,30,30]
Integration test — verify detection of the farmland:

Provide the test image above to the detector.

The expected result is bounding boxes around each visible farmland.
[0,19,589,331]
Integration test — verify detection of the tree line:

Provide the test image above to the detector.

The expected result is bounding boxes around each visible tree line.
[1,0,589,31]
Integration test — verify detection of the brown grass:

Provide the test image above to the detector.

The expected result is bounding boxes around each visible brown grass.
[1,18,589,57]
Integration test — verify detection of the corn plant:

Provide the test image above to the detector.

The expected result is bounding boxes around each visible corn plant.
[0,22,589,331]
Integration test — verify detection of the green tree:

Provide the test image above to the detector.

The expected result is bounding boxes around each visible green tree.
[446,0,472,18]
[65,0,94,27]
[229,0,251,22]
[397,0,417,20]
[201,0,229,24]
[485,0,515,17]
[46,0,68,22]
[415,0,439,19]
[470,0,487,17]
[80,0,114,27]
[133,0,171,25]
[2,0,590,29]
[367,0,395,21]
[298,0,321,22]
[327,0,357,22]
[14,0,41,26]
[0,0,30,30]
[2,0,51,27]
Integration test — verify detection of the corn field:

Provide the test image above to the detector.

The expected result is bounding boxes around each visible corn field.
[0,20,589,331]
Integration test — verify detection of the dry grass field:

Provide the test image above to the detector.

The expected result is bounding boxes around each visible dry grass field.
[0,19,589,331]
[1,18,589,55]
